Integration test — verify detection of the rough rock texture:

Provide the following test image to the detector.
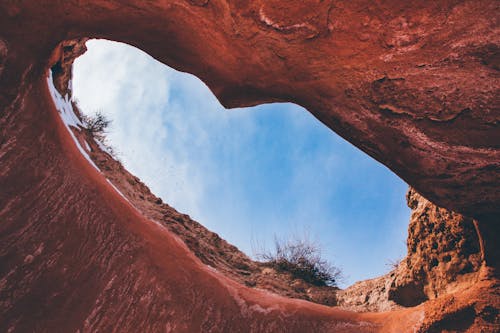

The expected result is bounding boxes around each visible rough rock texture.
[51,38,89,94]
[338,189,484,312]
[1,0,499,332]
[0,0,499,219]
[337,273,401,313]
[398,189,483,302]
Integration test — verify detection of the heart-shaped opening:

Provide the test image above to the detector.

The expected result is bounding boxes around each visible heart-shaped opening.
[3,2,495,329]
[69,39,410,289]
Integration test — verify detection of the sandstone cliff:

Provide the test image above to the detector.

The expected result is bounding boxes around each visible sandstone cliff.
[1,1,499,332]
[338,189,484,310]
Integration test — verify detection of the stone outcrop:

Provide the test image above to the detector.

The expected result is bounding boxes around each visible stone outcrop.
[397,189,483,302]
[0,1,499,332]
[50,38,89,94]
[338,188,484,313]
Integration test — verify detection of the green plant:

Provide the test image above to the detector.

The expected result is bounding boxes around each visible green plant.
[258,235,342,287]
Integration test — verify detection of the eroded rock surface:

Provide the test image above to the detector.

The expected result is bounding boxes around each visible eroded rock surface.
[0,1,499,332]
[0,0,498,218]
[338,188,485,312]
[399,189,483,301]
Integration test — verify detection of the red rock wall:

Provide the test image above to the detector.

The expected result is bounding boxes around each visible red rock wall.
[396,189,482,302]
[0,1,499,332]
[0,75,388,332]
[0,0,498,218]
[337,189,487,313]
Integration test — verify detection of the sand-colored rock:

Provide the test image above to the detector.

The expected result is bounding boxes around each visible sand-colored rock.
[338,189,485,314]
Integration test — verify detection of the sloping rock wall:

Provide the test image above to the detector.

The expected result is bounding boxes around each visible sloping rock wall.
[0,1,499,332]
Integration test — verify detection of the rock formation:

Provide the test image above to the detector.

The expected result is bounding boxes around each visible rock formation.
[0,1,499,332]
[337,189,485,313]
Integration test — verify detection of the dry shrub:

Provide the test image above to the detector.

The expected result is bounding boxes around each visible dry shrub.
[258,235,342,287]
[82,110,111,141]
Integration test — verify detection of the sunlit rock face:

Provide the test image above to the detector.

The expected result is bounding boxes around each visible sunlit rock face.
[0,1,499,332]
[399,189,483,301]
[1,0,499,218]
[337,189,485,313]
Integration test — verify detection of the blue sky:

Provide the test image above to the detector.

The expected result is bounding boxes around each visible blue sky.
[73,40,410,287]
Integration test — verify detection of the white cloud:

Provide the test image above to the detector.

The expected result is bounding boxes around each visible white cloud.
[73,39,262,223]
[74,39,204,218]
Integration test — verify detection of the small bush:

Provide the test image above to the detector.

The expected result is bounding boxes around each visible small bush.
[82,111,111,140]
[258,235,342,287]
[81,111,120,159]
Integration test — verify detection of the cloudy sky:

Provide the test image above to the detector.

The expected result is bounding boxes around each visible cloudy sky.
[73,39,410,287]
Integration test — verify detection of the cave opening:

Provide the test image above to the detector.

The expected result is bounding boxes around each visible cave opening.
[70,39,410,288]
[2,1,498,329]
